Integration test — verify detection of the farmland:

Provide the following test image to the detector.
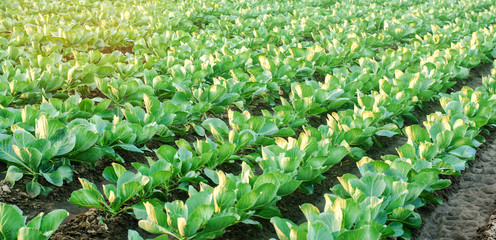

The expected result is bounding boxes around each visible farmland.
[1,0,496,239]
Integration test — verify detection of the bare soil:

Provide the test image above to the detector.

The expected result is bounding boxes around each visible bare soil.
[51,208,148,240]
[476,205,496,240]
[101,45,134,55]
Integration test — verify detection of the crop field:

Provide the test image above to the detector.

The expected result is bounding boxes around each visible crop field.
[2,0,496,239]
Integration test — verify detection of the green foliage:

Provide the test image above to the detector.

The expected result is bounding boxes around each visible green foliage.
[69,174,149,215]
[2,0,496,239]
[0,115,79,196]
[0,202,68,240]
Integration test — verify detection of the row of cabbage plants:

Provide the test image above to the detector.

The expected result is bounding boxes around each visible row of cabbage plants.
[270,60,496,239]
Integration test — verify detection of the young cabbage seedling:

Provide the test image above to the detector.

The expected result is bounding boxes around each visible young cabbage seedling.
[0,202,68,240]
[69,172,149,216]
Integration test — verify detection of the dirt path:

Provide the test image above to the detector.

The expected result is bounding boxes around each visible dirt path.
[476,206,496,239]
[414,129,496,240]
